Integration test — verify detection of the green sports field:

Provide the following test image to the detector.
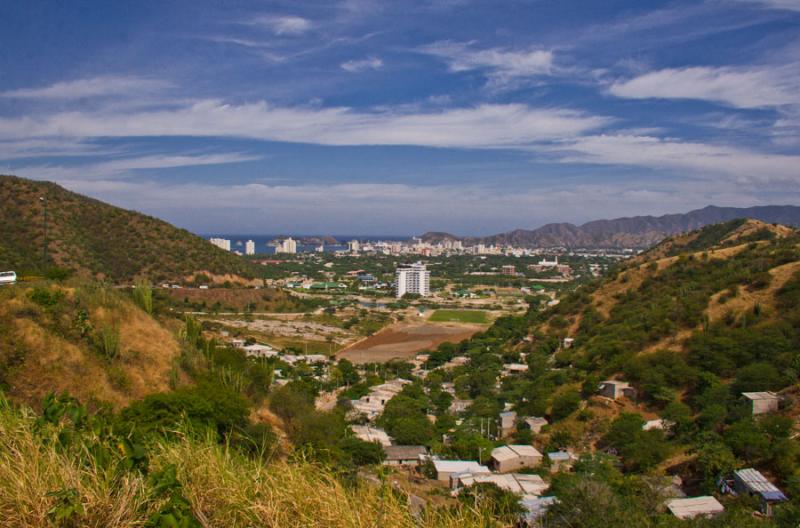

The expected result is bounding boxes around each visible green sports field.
[428,309,489,324]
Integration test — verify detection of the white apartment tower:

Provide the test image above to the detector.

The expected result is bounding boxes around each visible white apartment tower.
[395,261,430,298]
[245,240,255,255]
[209,238,231,251]
[277,237,297,254]
[348,239,360,253]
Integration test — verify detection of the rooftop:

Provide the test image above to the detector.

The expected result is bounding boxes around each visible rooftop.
[741,391,779,401]
[667,496,724,520]
[384,445,427,460]
[734,468,787,501]
[433,460,490,474]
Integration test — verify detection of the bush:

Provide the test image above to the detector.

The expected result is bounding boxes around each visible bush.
[551,391,581,421]
[118,381,249,438]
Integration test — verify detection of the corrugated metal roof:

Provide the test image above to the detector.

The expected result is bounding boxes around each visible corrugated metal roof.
[491,446,518,462]
[384,445,427,460]
[509,445,543,458]
[667,497,724,520]
[734,468,787,500]
[741,392,778,400]
[434,460,489,473]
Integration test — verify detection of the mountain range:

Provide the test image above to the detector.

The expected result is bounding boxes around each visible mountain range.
[419,205,800,249]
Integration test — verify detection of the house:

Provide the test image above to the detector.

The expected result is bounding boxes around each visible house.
[521,496,558,527]
[443,356,469,369]
[503,363,529,376]
[547,451,575,473]
[499,411,517,437]
[349,379,411,420]
[454,473,548,497]
[242,343,277,359]
[230,339,246,348]
[449,399,472,414]
[300,354,329,364]
[666,497,725,520]
[432,460,491,482]
[490,445,543,473]
[523,416,548,434]
[383,445,427,467]
[732,468,787,515]
[741,392,780,415]
[599,380,636,400]
[350,425,392,447]
[643,418,674,432]
[562,337,574,348]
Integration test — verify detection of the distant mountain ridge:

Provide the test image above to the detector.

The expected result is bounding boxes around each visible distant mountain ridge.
[0,175,260,282]
[420,205,800,248]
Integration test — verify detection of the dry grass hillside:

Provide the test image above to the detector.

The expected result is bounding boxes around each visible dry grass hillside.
[0,281,183,409]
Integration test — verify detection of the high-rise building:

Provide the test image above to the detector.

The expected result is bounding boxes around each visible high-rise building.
[277,237,297,254]
[395,261,430,298]
[348,239,360,253]
[209,237,231,251]
[245,240,255,255]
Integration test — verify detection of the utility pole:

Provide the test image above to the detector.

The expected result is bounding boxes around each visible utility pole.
[39,196,48,264]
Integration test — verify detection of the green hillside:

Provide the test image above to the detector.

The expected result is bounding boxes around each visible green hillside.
[400,219,800,525]
[0,175,259,283]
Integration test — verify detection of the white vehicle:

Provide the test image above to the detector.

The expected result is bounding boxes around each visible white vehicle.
[0,271,17,285]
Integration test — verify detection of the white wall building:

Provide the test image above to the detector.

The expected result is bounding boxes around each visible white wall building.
[245,239,255,255]
[209,238,231,251]
[348,239,360,253]
[276,237,297,254]
[395,261,430,298]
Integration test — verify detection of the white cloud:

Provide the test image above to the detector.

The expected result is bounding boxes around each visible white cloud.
[0,100,610,149]
[733,0,800,11]
[547,134,800,184]
[419,41,554,90]
[0,76,172,99]
[13,152,259,181]
[0,138,112,160]
[340,56,383,73]
[248,15,313,35]
[37,177,774,235]
[609,66,800,108]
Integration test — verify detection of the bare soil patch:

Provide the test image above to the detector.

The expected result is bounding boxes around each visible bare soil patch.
[338,323,484,363]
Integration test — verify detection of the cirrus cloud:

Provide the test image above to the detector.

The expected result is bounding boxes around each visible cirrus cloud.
[609,66,800,109]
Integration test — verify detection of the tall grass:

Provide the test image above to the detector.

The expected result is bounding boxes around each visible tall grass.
[132,280,153,315]
[0,396,503,527]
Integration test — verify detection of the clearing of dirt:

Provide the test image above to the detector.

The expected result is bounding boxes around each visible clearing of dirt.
[338,322,485,364]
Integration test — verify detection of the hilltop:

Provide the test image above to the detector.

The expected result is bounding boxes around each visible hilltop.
[420,204,800,248]
[0,175,261,283]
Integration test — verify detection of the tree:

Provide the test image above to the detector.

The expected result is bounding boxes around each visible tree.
[458,483,524,522]
[551,391,581,421]
[339,437,385,466]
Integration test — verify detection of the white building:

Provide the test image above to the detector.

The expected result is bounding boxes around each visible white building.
[348,239,360,253]
[432,460,490,482]
[276,237,297,254]
[209,237,231,251]
[350,425,392,447]
[245,239,255,255]
[395,261,430,298]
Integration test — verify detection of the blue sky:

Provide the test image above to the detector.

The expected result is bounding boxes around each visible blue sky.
[1,0,799,236]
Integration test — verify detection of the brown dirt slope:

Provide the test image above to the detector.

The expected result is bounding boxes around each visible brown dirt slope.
[0,282,181,409]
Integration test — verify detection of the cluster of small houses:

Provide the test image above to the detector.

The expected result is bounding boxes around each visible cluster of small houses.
[343,348,788,524]
[229,339,329,385]
[230,334,789,524]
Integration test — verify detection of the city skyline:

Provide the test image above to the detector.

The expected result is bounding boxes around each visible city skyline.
[1,1,799,235]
